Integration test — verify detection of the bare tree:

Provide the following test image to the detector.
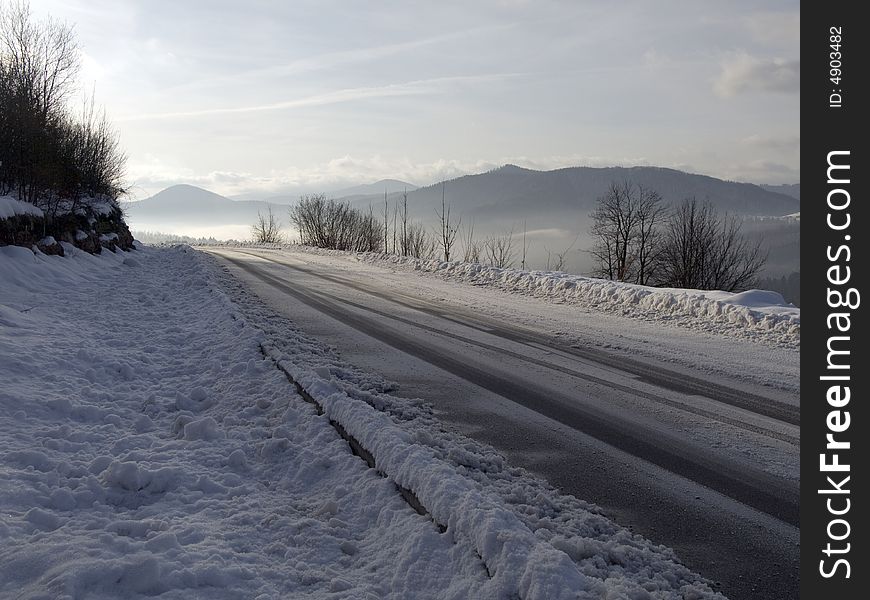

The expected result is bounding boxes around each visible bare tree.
[545,236,578,272]
[391,198,398,254]
[656,198,767,292]
[68,93,126,198]
[382,191,389,253]
[460,218,481,263]
[251,205,283,243]
[632,186,666,285]
[547,249,565,272]
[0,2,79,121]
[399,188,410,256]
[520,220,530,270]
[483,230,515,268]
[1,1,78,204]
[435,182,460,261]
[589,181,666,284]
[1,3,125,210]
[360,204,382,252]
[407,221,436,259]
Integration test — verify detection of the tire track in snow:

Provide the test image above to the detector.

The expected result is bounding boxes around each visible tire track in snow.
[214,250,799,528]
[291,283,797,447]
[233,248,799,427]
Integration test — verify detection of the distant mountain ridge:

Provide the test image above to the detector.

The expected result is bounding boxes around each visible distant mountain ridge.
[126,184,273,221]
[331,179,417,198]
[124,185,284,240]
[344,165,799,219]
[231,179,418,204]
[339,165,800,278]
[760,183,800,202]
[124,167,800,271]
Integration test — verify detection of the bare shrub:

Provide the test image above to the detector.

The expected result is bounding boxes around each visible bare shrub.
[483,230,515,268]
[251,205,283,243]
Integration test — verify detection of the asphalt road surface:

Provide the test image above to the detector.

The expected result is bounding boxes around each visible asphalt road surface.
[206,247,800,600]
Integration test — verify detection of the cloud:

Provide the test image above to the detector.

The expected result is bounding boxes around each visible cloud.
[116,73,521,122]
[117,84,427,122]
[723,159,799,184]
[744,12,800,46]
[641,48,676,70]
[126,153,662,199]
[127,150,800,199]
[126,156,482,199]
[525,228,574,238]
[714,53,799,96]
[741,134,800,151]
[251,24,513,79]
[158,23,518,97]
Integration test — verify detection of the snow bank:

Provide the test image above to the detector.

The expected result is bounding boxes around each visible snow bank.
[0,195,114,220]
[1,244,725,599]
[0,196,44,219]
[270,354,597,598]
[223,244,799,347]
[354,252,800,348]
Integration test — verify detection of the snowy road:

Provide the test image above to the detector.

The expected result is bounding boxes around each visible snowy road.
[206,247,800,600]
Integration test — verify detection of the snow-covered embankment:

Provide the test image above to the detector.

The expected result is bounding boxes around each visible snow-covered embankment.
[357,253,800,348]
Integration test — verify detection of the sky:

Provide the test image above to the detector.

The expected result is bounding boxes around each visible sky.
[30,0,800,199]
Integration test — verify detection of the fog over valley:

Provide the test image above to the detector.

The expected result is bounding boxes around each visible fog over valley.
[126,165,800,281]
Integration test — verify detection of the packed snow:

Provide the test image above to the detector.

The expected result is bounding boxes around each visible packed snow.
[1,242,725,599]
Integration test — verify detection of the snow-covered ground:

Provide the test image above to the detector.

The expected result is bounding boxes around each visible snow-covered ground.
[0,243,726,599]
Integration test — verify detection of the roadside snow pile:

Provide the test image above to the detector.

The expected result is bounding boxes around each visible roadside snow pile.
[1,244,725,599]
[357,253,799,347]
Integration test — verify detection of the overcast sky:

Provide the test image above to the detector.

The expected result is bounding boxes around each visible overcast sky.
[32,0,799,199]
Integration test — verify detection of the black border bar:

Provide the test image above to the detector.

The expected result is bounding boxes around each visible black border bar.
[802,3,867,598]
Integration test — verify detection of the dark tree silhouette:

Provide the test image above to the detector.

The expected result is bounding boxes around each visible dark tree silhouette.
[290,194,382,252]
[1,2,126,210]
[657,198,767,292]
[589,181,666,284]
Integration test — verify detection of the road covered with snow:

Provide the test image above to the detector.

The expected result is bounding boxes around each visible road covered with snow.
[0,243,731,599]
[204,245,800,600]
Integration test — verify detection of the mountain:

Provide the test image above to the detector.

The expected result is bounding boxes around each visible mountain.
[341,165,800,276]
[244,179,419,206]
[345,165,799,219]
[124,184,286,240]
[330,179,417,198]
[760,183,800,202]
[123,169,800,276]
[228,179,418,204]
